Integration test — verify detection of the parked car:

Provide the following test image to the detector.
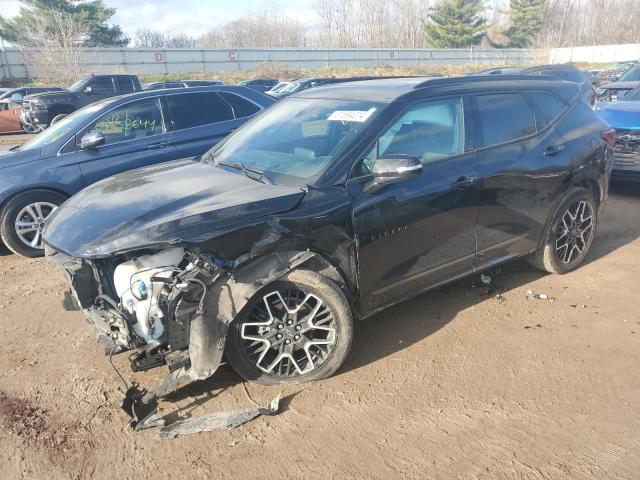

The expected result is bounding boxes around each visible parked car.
[43,75,612,426]
[269,77,334,98]
[265,81,292,96]
[237,78,279,92]
[143,80,224,90]
[0,86,65,133]
[595,86,640,181]
[0,86,274,257]
[596,66,640,102]
[467,67,523,76]
[20,74,142,129]
[519,65,596,105]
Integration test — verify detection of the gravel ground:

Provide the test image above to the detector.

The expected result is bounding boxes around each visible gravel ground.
[0,133,639,479]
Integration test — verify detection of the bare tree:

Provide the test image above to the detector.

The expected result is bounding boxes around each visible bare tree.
[134,28,198,48]
[17,10,89,84]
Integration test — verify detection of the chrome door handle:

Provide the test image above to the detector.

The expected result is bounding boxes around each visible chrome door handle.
[451,176,478,190]
[146,141,168,150]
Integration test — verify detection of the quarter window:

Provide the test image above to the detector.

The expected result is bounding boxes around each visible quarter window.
[525,92,567,129]
[477,93,536,147]
[168,92,234,130]
[88,98,164,145]
[218,92,260,118]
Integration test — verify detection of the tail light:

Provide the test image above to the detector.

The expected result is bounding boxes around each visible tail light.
[601,128,616,148]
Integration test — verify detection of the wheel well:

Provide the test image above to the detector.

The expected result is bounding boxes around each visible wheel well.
[573,179,601,206]
[0,187,70,214]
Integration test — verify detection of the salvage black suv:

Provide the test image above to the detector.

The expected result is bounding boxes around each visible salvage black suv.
[45,76,612,419]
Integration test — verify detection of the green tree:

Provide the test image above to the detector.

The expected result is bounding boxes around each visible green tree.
[503,0,546,48]
[423,0,487,48]
[0,0,128,47]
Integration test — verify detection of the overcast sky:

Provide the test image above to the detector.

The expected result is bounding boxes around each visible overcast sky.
[0,0,319,38]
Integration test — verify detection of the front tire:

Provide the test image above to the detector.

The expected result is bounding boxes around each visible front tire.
[226,269,353,385]
[528,187,598,274]
[0,190,66,257]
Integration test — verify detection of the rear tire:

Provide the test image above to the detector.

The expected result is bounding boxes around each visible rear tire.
[0,190,67,257]
[226,269,353,385]
[528,187,598,274]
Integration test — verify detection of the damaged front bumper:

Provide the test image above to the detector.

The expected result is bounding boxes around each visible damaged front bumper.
[47,244,317,429]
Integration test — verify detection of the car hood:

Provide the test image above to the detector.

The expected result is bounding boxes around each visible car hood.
[23,90,73,102]
[595,101,640,130]
[600,81,640,90]
[0,144,41,166]
[43,158,306,258]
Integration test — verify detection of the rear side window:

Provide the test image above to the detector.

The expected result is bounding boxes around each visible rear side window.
[90,77,116,95]
[525,92,568,129]
[116,77,136,93]
[168,92,234,129]
[477,93,536,147]
[218,92,260,118]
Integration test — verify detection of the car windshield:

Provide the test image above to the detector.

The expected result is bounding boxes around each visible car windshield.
[619,68,640,81]
[68,78,89,92]
[624,87,640,101]
[205,97,385,185]
[19,102,106,151]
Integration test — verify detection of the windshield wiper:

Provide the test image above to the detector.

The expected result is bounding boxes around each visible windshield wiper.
[216,159,270,184]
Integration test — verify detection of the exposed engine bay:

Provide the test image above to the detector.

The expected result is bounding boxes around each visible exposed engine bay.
[48,244,319,429]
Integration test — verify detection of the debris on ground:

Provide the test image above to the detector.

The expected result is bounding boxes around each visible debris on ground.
[524,324,543,330]
[157,393,280,439]
[526,290,556,302]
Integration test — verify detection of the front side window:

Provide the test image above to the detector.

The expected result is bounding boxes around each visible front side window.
[206,97,384,185]
[88,98,164,145]
[168,92,234,129]
[89,77,116,95]
[360,98,464,175]
[477,93,536,147]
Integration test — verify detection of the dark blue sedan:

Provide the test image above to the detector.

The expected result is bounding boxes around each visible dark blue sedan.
[0,86,274,257]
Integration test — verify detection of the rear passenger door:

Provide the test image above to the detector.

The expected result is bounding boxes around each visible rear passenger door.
[472,91,570,270]
[165,91,240,158]
[75,96,175,186]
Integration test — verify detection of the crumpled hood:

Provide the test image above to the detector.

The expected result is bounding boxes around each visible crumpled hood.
[44,158,306,258]
[595,101,640,130]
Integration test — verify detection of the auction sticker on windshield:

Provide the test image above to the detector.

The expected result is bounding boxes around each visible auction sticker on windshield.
[327,107,376,123]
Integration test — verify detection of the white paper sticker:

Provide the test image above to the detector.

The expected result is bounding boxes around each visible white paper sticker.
[327,107,376,123]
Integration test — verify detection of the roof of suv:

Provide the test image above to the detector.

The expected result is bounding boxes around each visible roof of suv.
[295,75,580,103]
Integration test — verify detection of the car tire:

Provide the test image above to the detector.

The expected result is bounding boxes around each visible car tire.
[50,114,67,126]
[0,190,67,258]
[528,187,598,274]
[226,269,353,385]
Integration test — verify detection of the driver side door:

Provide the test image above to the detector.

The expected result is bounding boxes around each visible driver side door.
[347,96,481,314]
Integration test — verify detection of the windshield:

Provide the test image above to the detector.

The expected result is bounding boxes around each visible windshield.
[68,78,89,92]
[206,97,385,185]
[619,68,640,82]
[19,102,106,151]
[624,87,640,101]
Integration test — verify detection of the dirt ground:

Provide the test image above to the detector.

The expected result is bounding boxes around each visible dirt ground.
[0,132,639,479]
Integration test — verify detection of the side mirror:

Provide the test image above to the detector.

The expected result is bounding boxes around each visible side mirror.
[364,154,423,195]
[80,131,105,150]
[84,86,93,94]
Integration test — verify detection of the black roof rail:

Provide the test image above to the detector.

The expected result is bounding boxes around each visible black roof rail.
[414,74,558,89]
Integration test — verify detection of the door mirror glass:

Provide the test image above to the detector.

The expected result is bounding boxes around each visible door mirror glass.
[84,86,93,94]
[364,154,422,194]
[79,131,105,149]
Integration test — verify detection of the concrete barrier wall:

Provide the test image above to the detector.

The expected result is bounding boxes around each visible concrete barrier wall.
[550,44,640,64]
[0,47,540,81]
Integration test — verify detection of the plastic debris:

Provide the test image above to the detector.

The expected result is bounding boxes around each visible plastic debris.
[157,393,280,439]
[526,290,556,302]
[480,273,492,286]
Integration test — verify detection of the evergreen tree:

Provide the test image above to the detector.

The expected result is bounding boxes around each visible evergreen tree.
[0,0,128,47]
[423,0,487,48]
[503,0,546,48]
